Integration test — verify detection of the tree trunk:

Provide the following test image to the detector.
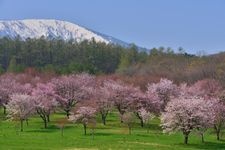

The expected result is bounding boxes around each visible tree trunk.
[120,113,124,123]
[26,119,29,126]
[140,119,144,128]
[102,115,106,125]
[47,114,50,122]
[136,113,144,127]
[201,133,204,143]
[66,111,70,118]
[184,134,189,144]
[3,106,6,114]
[118,107,124,123]
[91,128,94,140]
[214,124,221,141]
[83,124,87,135]
[20,120,24,132]
[39,113,48,128]
[129,126,131,135]
[44,119,47,128]
[216,131,220,140]
[37,109,48,129]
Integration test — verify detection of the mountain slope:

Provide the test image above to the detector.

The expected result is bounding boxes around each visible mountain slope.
[0,19,130,46]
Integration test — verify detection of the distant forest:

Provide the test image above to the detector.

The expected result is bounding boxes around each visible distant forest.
[0,37,225,86]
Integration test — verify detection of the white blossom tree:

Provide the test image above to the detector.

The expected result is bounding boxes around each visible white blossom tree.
[6,94,34,131]
[69,106,96,135]
[161,96,214,144]
[147,78,178,111]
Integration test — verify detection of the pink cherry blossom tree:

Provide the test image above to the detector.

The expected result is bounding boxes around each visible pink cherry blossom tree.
[93,84,113,125]
[211,98,225,140]
[6,94,34,131]
[161,96,214,144]
[128,89,153,127]
[147,78,178,111]
[32,82,57,128]
[145,87,162,115]
[179,81,225,142]
[0,74,32,114]
[187,79,225,141]
[52,73,95,118]
[137,108,155,132]
[189,79,222,99]
[0,74,17,113]
[195,100,215,143]
[130,87,161,128]
[104,80,140,123]
[69,106,96,135]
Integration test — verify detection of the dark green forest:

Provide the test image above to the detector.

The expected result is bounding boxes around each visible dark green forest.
[0,37,126,74]
[1,37,225,85]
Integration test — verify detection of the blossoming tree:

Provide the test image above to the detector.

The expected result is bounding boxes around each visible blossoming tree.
[6,94,34,131]
[161,96,214,144]
[69,106,96,135]
[32,82,57,128]
[52,73,95,118]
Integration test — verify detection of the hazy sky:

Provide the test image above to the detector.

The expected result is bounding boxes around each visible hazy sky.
[0,0,224,54]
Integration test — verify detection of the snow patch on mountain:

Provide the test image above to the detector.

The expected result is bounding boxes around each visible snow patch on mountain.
[0,19,127,45]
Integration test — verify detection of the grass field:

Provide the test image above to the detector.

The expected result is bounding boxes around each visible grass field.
[0,110,225,150]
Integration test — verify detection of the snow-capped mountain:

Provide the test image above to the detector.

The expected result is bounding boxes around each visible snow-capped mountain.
[0,19,130,46]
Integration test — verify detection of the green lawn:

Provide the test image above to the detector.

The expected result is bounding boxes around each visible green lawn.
[0,111,225,150]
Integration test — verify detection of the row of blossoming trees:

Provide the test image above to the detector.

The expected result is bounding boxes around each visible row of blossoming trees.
[0,73,225,144]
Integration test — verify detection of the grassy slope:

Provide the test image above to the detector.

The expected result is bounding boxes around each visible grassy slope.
[0,111,225,150]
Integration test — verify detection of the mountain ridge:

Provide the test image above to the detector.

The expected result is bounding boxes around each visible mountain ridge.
[0,19,131,47]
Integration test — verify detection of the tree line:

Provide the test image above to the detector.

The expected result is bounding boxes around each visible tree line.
[1,37,225,86]
[0,37,147,74]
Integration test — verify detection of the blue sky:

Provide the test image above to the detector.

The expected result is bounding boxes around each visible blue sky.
[0,0,225,54]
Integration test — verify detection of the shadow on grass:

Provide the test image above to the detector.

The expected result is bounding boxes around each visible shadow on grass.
[147,124,161,131]
[136,133,154,137]
[26,129,57,133]
[92,132,114,136]
[25,125,74,133]
[219,139,225,142]
[96,126,113,130]
[0,114,6,121]
[176,141,225,149]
